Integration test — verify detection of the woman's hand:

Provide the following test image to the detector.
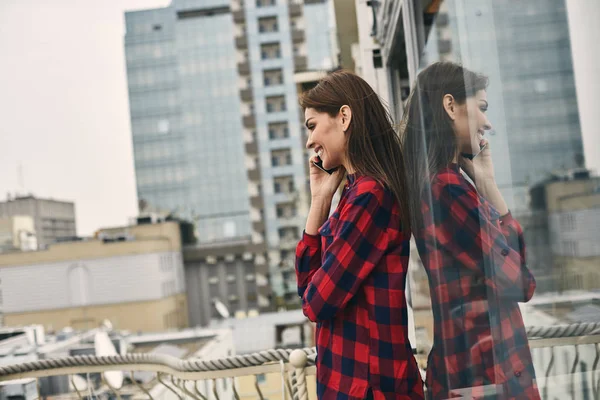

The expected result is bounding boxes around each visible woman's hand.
[459,139,495,184]
[304,156,345,235]
[308,156,346,201]
[459,140,509,215]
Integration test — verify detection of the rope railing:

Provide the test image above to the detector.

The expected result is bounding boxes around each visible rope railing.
[0,322,598,391]
[0,347,317,380]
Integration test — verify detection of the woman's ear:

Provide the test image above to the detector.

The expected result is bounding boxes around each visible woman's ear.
[442,94,457,121]
[339,105,352,132]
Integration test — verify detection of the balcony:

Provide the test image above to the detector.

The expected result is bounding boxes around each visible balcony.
[250,195,263,209]
[291,29,305,43]
[294,56,307,72]
[248,167,261,181]
[0,346,316,399]
[240,87,253,102]
[0,323,600,399]
[252,220,265,234]
[235,36,248,49]
[289,3,302,17]
[1,323,598,399]
[245,141,258,155]
[232,10,245,23]
[237,61,250,75]
[242,114,255,128]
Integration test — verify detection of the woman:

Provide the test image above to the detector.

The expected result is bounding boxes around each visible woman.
[401,62,540,399]
[295,70,424,399]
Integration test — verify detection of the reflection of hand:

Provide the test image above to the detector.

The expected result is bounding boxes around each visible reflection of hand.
[459,139,496,185]
[460,139,509,215]
[308,156,345,202]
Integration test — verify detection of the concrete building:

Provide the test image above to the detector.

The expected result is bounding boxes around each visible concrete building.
[184,238,269,326]
[0,195,76,249]
[0,221,188,332]
[124,0,338,310]
[0,216,37,253]
[544,172,600,291]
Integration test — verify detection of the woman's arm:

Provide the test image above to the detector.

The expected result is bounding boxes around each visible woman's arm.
[431,175,536,302]
[296,184,391,322]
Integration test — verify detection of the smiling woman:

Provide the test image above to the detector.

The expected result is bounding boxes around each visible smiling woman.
[295,70,424,399]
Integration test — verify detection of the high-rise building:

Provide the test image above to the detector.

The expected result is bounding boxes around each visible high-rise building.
[124,0,337,310]
[0,195,76,249]
[365,0,586,279]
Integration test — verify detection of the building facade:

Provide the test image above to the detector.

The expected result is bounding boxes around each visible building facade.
[125,0,336,309]
[0,216,37,253]
[0,196,76,249]
[0,222,188,332]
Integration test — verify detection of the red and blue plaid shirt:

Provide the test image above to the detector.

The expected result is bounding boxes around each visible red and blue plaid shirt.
[414,165,540,399]
[296,174,424,399]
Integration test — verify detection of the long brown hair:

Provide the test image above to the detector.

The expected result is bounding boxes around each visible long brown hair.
[300,70,410,229]
[401,62,488,230]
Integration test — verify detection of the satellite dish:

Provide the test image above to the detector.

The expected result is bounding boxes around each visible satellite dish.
[101,319,113,331]
[69,375,88,392]
[94,332,123,389]
[214,299,230,319]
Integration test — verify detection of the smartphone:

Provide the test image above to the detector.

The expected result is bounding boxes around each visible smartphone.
[312,156,338,175]
[461,143,488,160]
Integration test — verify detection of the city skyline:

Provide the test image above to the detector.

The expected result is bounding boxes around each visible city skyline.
[1,0,599,240]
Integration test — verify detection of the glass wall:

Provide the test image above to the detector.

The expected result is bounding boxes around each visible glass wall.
[385,0,600,398]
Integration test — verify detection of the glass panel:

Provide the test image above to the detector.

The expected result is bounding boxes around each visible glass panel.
[366,1,600,398]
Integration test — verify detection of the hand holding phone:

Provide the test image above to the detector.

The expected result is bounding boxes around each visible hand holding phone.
[312,156,339,175]
[460,143,488,160]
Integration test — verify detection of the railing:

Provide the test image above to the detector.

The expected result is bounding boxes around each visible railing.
[0,348,317,400]
[0,323,599,399]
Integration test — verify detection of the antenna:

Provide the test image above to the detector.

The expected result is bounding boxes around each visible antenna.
[17,163,25,195]
[94,331,124,389]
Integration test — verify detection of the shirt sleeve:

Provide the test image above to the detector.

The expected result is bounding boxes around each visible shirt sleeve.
[295,189,390,322]
[433,179,536,302]
[295,231,322,299]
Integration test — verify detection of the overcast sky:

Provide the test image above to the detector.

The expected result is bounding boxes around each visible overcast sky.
[1,1,598,236]
[0,0,169,235]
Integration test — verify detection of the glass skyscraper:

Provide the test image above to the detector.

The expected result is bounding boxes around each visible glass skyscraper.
[125,0,252,244]
[125,0,336,308]
[420,0,584,278]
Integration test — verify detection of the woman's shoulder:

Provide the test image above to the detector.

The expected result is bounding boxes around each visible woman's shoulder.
[348,175,390,202]
[429,166,477,201]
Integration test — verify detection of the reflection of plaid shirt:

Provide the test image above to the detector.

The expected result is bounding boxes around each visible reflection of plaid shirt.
[414,165,540,399]
[296,175,424,399]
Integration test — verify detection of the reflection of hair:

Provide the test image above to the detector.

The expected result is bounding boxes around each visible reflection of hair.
[401,62,488,229]
[300,70,410,228]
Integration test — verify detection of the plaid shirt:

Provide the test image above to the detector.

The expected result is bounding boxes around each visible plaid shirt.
[414,165,540,399]
[296,175,424,400]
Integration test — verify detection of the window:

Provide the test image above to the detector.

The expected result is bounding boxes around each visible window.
[276,202,297,218]
[258,16,278,33]
[274,176,294,194]
[256,373,267,384]
[269,122,289,139]
[263,68,284,86]
[266,95,286,113]
[271,148,292,167]
[256,0,276,7]
[278,227,299,241]
[261,42,281,60]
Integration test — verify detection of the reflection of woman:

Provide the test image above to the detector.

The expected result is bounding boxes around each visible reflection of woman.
[401,62,540,399]
[295,71,424,399]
